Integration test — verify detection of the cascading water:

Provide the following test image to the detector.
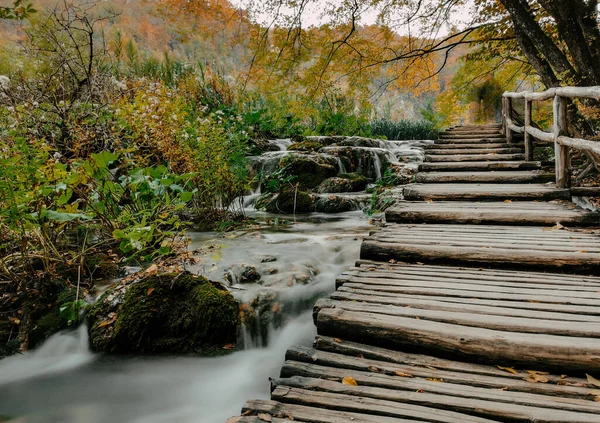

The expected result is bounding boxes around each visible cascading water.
[0,212,374,423]
[0,135,433,422]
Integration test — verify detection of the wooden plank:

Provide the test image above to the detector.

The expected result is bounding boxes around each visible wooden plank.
[347,263,600,287]
[325,292,600,323]
[419,161,541,172]
[441,134,506,139]
[316,308,600,372]
[285,346,593,398]
[278,364,595,414]
[342,269,600,291]
[369,234,600,252]
[436,138,508,144]
[338,286,600,316]
[360,239,600,274]
[270,386,495,423]
[403,183,570,201]
[430,143,512,149]
[426,148,523,155]
[271,376,600,422]
[338,275,600,300]
[353,260,600,282]
[415,171,554,184]
[315,299,600,337]
[339,281,600,306]
[426,153,526,162]
[241,399,413,423]
[386,201,599,226]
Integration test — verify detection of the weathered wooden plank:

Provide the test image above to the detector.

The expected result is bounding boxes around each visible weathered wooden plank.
[426,153,526,162]
[419,161,541,172]
[285,346,593,398]
[386,201,598,225]
[428,143,513,149]
[369,234,600,252]
[241,399,413,423]
[315,299,600,337]
[338,286,600,316]
[403,183,570,201]
[340,281,600,306]
[415,171,554,184]
[271,376,600,422]
[337,275,600,300]
[327,289,600,322]
[353,260,600,285]
[316,308,600,372]
[436,138,508,144]
[440,134,506,140]
[270,386,495,423]
[277,364,595,414]
[342,270,600,291]
[426,148,524,155]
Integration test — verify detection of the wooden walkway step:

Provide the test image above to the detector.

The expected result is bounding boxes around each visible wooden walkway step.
[419,161,542,172]
[441,134,506,140]
[426,148,523,155]
[436,138,509,144]
[415,171,554,184]
[428,143,517,149]
[360,223,600,274]
[426,153,526,162]
[249,334,600,422]
[385,200,600,226]
[320,262,600,371]
[403,183,570,201]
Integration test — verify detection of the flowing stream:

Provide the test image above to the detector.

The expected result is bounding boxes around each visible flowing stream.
[0,137,431,423]
[0,212,373,423]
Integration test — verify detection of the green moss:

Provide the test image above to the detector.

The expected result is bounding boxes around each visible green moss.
[315,196,355,213]
[315,174,368,193]
[88,272,240,354]
[280,155,338,189]
[263,187,315,213]
[288,141,324,153]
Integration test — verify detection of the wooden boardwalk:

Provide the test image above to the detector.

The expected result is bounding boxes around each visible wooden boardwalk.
[229,124,600,423]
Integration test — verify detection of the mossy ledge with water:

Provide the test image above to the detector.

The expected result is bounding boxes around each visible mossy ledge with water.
[87,272,240,354]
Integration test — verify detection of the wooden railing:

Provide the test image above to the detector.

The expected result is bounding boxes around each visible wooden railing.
[502,87,600,189]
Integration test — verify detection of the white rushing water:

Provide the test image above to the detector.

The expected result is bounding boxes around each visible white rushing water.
[0,212,373,423]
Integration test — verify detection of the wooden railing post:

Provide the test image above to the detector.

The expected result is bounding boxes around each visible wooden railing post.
[505,96,513,144]
[553,95,571,188]
[524,99,533,161]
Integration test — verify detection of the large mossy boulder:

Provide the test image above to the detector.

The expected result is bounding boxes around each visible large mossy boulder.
[280,154,338,189]
[255,186,315,214]
[315,173,368,193]
[315,196,356,213]
[87,272,240,354]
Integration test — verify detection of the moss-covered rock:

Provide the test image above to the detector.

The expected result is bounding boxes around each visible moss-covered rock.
[280,154,338,189]
[248,138,280,155]
[288,141,324,153]
[315,173,368,193]
[256,186,315,214]
[315,196,356,213]
[87,272,240,354]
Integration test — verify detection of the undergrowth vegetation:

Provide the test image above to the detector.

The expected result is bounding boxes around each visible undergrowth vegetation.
[0,0,444,354]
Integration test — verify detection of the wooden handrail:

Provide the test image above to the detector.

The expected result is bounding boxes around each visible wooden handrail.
[502,85,600,189]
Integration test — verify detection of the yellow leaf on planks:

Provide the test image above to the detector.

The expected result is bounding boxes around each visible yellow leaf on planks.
[395,371,414,378]
[497,366,518,375]
[587,374,600,387]
[342,376,358,386]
